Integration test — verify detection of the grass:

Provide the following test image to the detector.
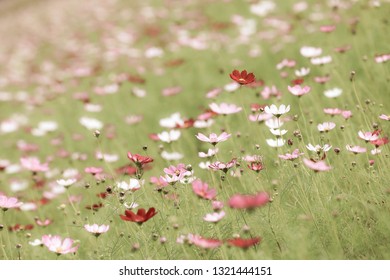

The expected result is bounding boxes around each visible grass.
[0,0,389,260]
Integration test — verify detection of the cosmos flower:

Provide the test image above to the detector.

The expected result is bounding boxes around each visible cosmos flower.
[203,211,225,223]
[228,192,269,209]
[266,138,285,147]
[84,224,110,237]
[41,235,79,255]
[209,158,237,173]
[278,149,304,161]
[287,85,311,97]
[127,153,153,167]
[187,234,223,249]
[324,88,342,98]
[198,148,219,158]
[302,158,332,172]
[0,195,23,211]
[265,118,284,129]
[358,131,379,142]
[195,132,231,145]
[311,55,332,65]
[264,104,290,117]
[116,178,143,192]
[119,208,157,224]
[346,145,367,154]
[295,67,310,77]
[300,46,322,58]
[20,157,49,173]
[379,114,390,121]
[229,69,255,85]
[157,130,181,143]
[317,122,336,132]
[226,237,261,249]
[161,151,184,161]
[306,144,332,153]
[192,179,217,200]
[208,102,243,116]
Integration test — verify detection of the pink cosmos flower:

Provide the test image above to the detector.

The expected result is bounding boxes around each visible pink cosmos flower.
[187,234,223,249]
[346,145,367,154]
[323,108,342,116]
[150,176,169,190]
[248,113,273,122]
[375,54,390,64]
[278,149,304,161]
[195,132,231,145]
[287,85,311,97]
[209,158,237,173]
[42,235,79,255]
[209,103,242,115]
[163,163,192,184]
[379,114,390,121]
[358,131,379,142]
[303,158,332,172]
[84,166,103,175]
[212,201,224,211]
[341,110,352,119]
[317,122,336,132]
[20,157,49,173]
[35,218,52,227]
[84,224,110,237]
[0,195,23,211]
[228,192,269,209]
[192,179,217,200]
[320,25,336,33]
[203,211,225,223]
[261,86,282,100]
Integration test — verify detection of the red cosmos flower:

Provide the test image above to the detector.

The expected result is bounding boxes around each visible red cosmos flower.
[248,162,264,172]
[120,207,157,224]
[228,192,269,209]
[127,152,154,167]
[8,224,34,232]
[226,237,261,249]
[291,78,304,85]
[115,165,137,175]
[229,70,255,85]
[371,137,389,147]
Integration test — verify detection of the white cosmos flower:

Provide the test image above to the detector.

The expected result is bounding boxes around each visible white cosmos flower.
[161,151,184,161]
[266,138,286,147]
[265,118,284,129]
[264,104,290,117]
[79,117,103,130]
[295,67,310,77]
[84,103,102,112]
[157,130,181,143]
[56,178,77,187]
[159,113,184,128]
[29,239,43,247]
[324,88,342,98]
[269,128,288,136]
[306,143,332,153]
[194,119,214,128]
[223,82,240,92]
[300,46,322,58]
[199,161,211,169]
[198,148,219,158]
[317,122,336,132]
[116,179,143,192]
[311,55,332,65]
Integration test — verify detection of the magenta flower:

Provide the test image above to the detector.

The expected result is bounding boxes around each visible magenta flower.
[287,85,311,97]
[42,235,79,255]
[0,195,23,211]
[228,192,269,209]
[303,158,332,172]
[192,179,217,200]
[84,224,110,237]
[20,157,49,173]
[195,132,231,145]
[278,149,304,161]
[209,102,242,115]
[346,145,367,154]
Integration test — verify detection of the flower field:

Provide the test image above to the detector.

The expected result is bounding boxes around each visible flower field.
[0,0,389,260]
